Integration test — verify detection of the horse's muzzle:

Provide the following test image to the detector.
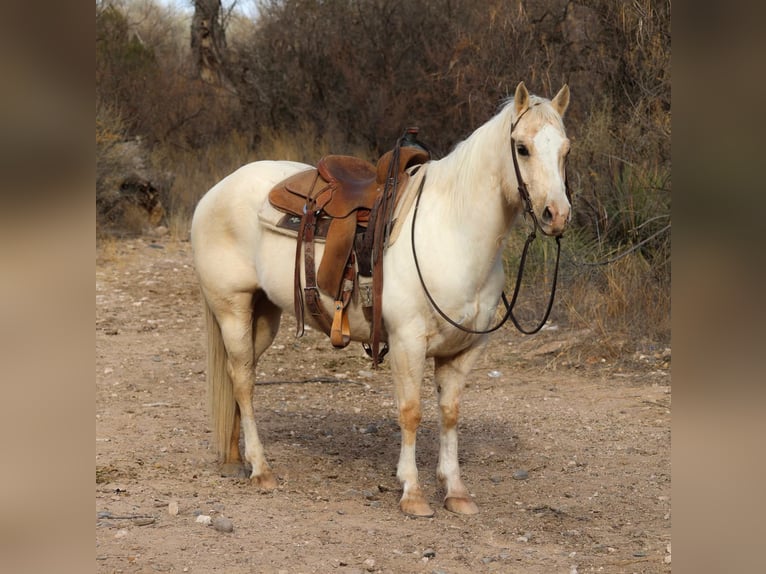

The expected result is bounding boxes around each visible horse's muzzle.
[541,203,570,236]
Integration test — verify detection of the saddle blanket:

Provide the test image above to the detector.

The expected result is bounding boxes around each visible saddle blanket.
[257,201,333,241]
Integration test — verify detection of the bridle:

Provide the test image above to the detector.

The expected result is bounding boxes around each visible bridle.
[411,105,570,335]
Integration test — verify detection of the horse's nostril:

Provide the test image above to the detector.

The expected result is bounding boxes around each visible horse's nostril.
[542,206,553,223]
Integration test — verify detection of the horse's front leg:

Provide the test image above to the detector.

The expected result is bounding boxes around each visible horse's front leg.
[434,345,484,514]
[389,338,433,517]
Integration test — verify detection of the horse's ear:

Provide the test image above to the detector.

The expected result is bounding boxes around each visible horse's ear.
[514,82,529,116]
[551,84,570,117]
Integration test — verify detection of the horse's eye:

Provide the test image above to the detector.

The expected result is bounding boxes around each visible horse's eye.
[517,144,529,157]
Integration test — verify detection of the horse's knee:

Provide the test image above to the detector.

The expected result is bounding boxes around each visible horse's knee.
[398,400,422,434]
[440,401,460,429]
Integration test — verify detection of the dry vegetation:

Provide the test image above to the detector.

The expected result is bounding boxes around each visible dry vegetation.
[96,0,670,358]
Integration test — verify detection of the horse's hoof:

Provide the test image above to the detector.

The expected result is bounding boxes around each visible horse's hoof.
[400,497,435,518]
[220,462,247,478]
[444,496,479,515]
[250,470,278,490]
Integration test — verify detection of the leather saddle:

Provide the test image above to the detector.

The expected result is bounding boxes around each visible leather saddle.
[268,142,430,365]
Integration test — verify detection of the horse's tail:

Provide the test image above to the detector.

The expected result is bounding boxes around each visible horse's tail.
[203,296,236,462]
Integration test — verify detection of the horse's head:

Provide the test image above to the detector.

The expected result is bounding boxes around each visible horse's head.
[509,82,571,237]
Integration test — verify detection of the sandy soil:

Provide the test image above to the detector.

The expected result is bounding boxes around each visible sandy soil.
[96,236,670,573]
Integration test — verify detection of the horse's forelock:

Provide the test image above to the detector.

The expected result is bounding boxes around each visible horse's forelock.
[504,94,566,131]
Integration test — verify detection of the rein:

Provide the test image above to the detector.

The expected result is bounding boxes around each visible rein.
[410,107,567,336]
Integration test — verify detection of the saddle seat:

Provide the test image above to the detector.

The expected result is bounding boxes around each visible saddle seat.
[269,155,378,223]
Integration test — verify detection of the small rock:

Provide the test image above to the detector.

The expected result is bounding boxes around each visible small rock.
[359,423,378,434]
[195,514,212,525]
[114,529,129,538]
[133,517,155,526]
[168,501,179,515]
[422,548,436,558]
[488,370,502,378]
[363,557,376,571]
[212,516,234,533]
[512,469,529,480]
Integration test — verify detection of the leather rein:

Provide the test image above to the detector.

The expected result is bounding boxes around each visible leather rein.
[410,106,569,335]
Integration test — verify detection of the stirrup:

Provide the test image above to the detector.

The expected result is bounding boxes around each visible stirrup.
[330,300,351,348]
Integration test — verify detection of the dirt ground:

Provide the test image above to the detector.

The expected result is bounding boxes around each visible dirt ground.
[96,236,671,574]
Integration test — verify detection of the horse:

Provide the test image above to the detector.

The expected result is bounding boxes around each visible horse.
[190,82,571,517]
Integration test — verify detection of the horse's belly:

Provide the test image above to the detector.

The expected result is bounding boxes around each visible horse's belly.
[253,231,373,342]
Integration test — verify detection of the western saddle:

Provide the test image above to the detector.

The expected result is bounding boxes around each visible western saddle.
[268,131,430,366]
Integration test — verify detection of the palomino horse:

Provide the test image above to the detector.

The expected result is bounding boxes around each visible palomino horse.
[191,82,571,516]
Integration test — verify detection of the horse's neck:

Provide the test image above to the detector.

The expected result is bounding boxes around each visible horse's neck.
[424,114,518,253]
[410,114,519,294]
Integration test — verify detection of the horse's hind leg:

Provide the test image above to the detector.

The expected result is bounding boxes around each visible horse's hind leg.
[434,346,483,515]
[218,292,281,489]
[220,406,245,477]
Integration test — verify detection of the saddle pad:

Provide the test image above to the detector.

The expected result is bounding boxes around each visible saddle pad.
[383,166,424,246]
[257,201,331,241]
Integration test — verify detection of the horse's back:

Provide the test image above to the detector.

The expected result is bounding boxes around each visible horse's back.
[191,160,311,295]
[193,161,310,229]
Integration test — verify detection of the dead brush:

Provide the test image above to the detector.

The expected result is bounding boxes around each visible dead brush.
[558,250,670,362]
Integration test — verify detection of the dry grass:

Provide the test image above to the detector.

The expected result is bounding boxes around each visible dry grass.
[95,235,121,265]
[558,252,670,360]
[501,218,670,361]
